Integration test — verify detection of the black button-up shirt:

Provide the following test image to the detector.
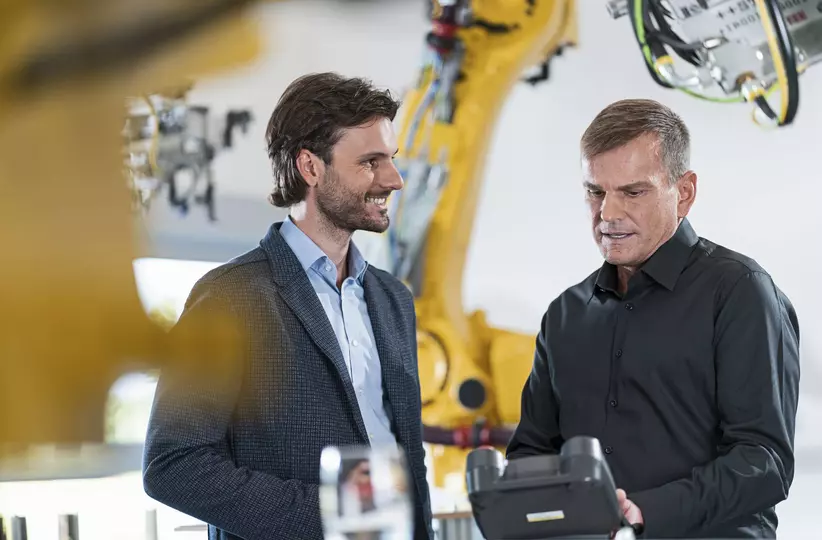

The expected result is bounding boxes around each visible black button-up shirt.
[506,219,800,539]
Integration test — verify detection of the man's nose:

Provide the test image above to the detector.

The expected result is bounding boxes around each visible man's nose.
[382,161,404,191]
[600,193,625,222]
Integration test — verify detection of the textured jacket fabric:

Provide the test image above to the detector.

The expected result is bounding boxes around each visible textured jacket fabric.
[142,222,434,540]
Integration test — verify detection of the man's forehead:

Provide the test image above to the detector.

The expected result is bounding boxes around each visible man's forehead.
[583,146,662,179]
[581,162,664,190]
[335,118,396,152]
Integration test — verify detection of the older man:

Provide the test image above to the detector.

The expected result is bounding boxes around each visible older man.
[507,98,800,539]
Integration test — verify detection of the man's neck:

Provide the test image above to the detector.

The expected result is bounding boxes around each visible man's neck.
[614,220,682,294]
[289,207,352,285]
[616,266,637,295]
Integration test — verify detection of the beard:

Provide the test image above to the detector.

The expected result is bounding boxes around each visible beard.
[315,167,391,234]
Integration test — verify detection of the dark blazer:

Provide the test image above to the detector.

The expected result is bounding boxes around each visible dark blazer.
[142,222,434,540]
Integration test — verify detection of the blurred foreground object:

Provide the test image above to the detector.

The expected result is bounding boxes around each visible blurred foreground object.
[124,87,253,220]
[608,0,821,127]
[390,0,577,489]
[0,0,260,481]
[320,445,413,540]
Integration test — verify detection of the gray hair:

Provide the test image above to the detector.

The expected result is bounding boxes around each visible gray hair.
[580,98,690,184]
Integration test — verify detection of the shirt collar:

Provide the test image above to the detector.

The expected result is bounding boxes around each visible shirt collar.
[279,216,369,284]
[347,241,369,283]
[593,218,700,298]
[640,218,699,290]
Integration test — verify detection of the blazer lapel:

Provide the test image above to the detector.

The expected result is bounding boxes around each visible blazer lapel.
[259,223,369,442]
[363,271,412,442]
[363,271,429,508]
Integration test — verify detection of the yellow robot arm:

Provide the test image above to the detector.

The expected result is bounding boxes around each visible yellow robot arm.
[390,0,577,490]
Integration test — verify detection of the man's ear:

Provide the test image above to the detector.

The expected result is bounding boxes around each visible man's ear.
[676,171,697,219]
[295,149,324,188]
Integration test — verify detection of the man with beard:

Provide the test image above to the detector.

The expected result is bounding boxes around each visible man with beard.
[142,72,433,540]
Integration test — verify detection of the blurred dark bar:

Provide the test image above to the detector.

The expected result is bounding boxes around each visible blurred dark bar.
[59,513,80,540]
[11,516,26,540]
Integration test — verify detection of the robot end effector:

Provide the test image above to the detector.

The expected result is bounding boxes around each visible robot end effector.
[124,93,253,221]
[608,0,822,127]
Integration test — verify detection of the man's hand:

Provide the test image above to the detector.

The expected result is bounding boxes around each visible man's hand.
[616,489,644,526]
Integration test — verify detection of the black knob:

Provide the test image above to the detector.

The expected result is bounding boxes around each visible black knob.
[561,436,604,459]
[466,447,504,494]
[458,379,486,410]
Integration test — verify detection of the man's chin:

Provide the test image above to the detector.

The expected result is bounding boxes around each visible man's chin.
[601,249,634,266]
[346,223,388,235]
[358,215,390,234]
[331,213,389,235]
[362,222,389,234]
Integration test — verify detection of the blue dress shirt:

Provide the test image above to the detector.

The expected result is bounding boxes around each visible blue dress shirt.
[279,217,398,449]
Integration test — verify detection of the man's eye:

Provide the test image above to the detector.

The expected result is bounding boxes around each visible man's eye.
[587,190,604,197]
[626,190,643,197]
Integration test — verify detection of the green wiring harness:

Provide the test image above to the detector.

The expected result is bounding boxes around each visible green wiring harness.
[629,0,800,126]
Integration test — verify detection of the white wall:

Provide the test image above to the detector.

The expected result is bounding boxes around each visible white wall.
[136,0,821,534]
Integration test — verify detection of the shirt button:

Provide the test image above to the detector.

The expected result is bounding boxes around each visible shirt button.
[615,349,623,357]
[609,399,618,407]
[351,339,358,347]
[625,303,634,311]
[324,264,331,272]
[604,446,613,454]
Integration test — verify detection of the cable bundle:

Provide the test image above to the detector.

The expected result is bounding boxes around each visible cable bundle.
[629,0,800,126]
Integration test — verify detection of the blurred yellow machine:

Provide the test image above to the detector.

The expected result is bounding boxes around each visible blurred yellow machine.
[0,0,262,481]
[1,0,819,490]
